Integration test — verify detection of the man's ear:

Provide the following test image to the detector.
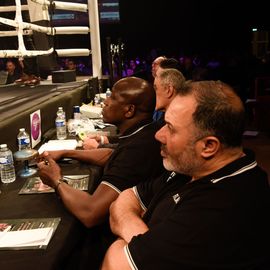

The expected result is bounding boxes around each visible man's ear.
[124,104,136,118]
[199,136,220,159]
[165,84,175,99]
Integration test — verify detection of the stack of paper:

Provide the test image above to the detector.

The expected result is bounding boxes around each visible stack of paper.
[0,218,60,250]
[0,227,54,248]
[38,139,78,154]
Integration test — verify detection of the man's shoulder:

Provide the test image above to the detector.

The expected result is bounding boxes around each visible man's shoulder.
[136,121,162,137]
[119,121,160,144]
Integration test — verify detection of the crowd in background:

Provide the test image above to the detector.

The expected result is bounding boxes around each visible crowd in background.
[108,49,270,103]
[1,47,270,103]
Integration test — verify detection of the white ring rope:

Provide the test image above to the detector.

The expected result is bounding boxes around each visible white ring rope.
[30,0,88,12]
[0,26,90,37]
[0,0,101,77]
[0,1,88,13]
[55,26,90,35]
[0,30,32,37]
[56,48,91,57]
[0,5,28,12]
[0,16,56,35]
[0,0,54,58]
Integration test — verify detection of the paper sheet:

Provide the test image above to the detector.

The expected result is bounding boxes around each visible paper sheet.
[0,227,54,247]
[38,139,78,154]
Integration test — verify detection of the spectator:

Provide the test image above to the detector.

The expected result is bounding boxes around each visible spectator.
[101,80,270,270]
[5,59,21,84]
[37,76,164,229]
[151,56,166,78]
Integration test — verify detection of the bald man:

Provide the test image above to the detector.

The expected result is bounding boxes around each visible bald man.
[38,77,163,228]
[151,56,166,78]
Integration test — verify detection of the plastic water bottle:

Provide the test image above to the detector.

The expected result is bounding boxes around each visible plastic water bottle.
[106,88,111,98]
[73,105,81,120]
[0,144,16,183]
[55,107,67,140]
[94,95,99,105]
[17,128,31,151]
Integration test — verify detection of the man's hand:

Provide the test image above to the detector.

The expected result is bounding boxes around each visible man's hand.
[82,134,109,150]
[39,150,64,161]
[37,152,62,188]
[82,137,100,150]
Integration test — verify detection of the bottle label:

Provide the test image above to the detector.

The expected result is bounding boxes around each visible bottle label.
[74,113,81,120]
[18,138,30,145]
[0,157,11,165]
[56,120,65,127]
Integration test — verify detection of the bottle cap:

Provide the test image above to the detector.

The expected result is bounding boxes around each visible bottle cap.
[73,106,80,113]
[0,144,7,149]
[19,128,25,132]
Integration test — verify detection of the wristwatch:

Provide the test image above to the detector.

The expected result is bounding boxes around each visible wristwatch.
[55,178,68,194]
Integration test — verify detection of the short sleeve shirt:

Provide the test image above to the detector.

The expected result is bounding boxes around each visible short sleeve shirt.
[100,121,164,193]
[126,151,270,269]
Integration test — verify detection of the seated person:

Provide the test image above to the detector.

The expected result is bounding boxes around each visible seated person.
[5,59,21,84]
[37,76,164,229]
[158,57,182,72]
[153,68,185,121]
[101,80,270,270]
[66,59,85,76]
[151,56,167,78]
[84,68,186,149]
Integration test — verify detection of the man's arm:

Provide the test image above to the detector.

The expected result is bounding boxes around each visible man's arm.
[83,134,110,150]
[41,148,113,166]
[101,189,149,270]
[101,239,131,270]
[109,188,149,243]
[37,154,119,228]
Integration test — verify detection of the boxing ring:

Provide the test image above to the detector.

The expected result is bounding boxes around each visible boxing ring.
[0,80,90,152]
[0,0,102,78]
[0,1,103,150]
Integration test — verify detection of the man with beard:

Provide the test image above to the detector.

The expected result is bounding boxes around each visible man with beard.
[37,76,163,228]
[101,80,270,270]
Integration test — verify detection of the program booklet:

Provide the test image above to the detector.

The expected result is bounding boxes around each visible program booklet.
[19,175,89,194]
[0,217,61,250]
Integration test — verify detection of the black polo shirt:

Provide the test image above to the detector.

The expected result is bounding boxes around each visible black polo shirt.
[126,150,270,269]
[100,120,164,193]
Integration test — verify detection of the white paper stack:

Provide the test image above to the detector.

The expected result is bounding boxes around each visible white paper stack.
[38,139,78,154]
[0,227,54,247]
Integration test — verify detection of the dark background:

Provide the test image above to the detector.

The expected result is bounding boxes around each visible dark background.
[1,1,269,59]
[107,0,269,58]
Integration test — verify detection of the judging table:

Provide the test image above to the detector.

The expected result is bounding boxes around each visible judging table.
[0,160,103,270]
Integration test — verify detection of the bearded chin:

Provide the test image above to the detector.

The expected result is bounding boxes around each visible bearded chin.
[163,158,177,172]
[163,157,195,176]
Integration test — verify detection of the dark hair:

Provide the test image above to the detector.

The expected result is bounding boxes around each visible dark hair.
[159,58,182,72]
[179,80,245,147]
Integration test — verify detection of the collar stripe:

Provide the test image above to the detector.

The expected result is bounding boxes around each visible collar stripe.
[211,161,257,184]
[119,122,152,139]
